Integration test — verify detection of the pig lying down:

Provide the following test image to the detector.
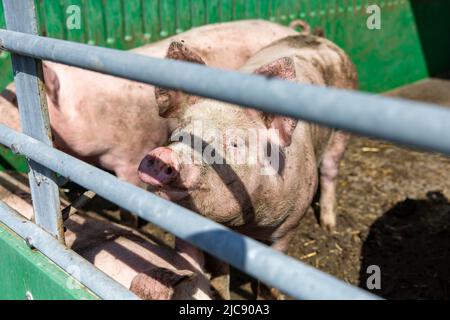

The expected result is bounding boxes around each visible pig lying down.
[0,19,300,225]
[0,188,212,300]
[139,34,358,297]
[65,215,212,300]
[1,20,297,186]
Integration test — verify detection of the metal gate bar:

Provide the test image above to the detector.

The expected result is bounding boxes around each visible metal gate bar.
[1,1,64,241]
[0,30,449,155]
[0,124,380,300]
[0,201,139,300]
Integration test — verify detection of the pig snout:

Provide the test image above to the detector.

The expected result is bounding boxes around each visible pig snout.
[138,147,180,187]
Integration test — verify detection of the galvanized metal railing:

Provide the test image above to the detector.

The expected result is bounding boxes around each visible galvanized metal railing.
[0,125,377,300]
[2,0,447,300]
[2,31,450,155]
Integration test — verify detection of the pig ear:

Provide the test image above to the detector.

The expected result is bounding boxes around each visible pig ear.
[250,57,297,147]
[43,63,60,106]
[155,41,206,118]
[165,41,206,65]
[130,267,195,300]
[254,57,296,81]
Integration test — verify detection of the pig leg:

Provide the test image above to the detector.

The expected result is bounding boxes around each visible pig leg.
[255,233,297,300]
[319,131,350,232]
[255,206,313,300]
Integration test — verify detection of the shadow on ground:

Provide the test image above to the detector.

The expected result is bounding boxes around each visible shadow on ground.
[359,191,450,299]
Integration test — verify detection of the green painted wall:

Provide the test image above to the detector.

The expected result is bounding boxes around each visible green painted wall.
[2,0,441,173]
[0,223,98,300]
[1,0,442,93]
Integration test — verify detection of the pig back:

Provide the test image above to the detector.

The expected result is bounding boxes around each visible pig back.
[241,34,358,158]
[242,34,358,89]
[133,20,298,70]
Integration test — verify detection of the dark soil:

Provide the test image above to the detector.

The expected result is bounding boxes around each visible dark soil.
[286,136,450,300]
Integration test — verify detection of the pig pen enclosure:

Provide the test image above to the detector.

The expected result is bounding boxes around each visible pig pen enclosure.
[0,0,450,300]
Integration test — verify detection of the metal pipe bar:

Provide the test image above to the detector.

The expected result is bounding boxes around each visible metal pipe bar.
[0,201,139,300]
[0,124,380,300]
[0,30,449,155]
[2,2,64,241]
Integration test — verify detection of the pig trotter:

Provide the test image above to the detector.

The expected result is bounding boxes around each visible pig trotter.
[130,267,194,300]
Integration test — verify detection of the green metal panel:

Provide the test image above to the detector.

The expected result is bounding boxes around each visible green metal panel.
[206,0,220,24]
[0,1,445,91]
[409,0,450,77]
[0,222,98,300]
[143,0,160,42]
[63,0,85,43]
[1,0,449,172]
[0,146,28,172]
[191,0,206,27]
[160,0,176,38]
[220,0,233,21]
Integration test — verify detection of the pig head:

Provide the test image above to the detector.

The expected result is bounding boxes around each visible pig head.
[139,34,358,249]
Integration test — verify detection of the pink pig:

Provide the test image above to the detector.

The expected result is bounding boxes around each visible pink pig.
[0,188,213,300]
[138,34,358,298]
[37,20,298,186]
[140,33,358,238]
[65,215,212,300]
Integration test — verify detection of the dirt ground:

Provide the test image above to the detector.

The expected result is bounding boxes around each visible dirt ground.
[3,79,450,300]
[285,135,450,300]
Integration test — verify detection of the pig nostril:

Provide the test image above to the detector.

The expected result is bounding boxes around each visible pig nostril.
[165,166,174,176]
[148,158,155,166]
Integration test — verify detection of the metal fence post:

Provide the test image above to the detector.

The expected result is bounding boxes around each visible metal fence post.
[2,0,64,242]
